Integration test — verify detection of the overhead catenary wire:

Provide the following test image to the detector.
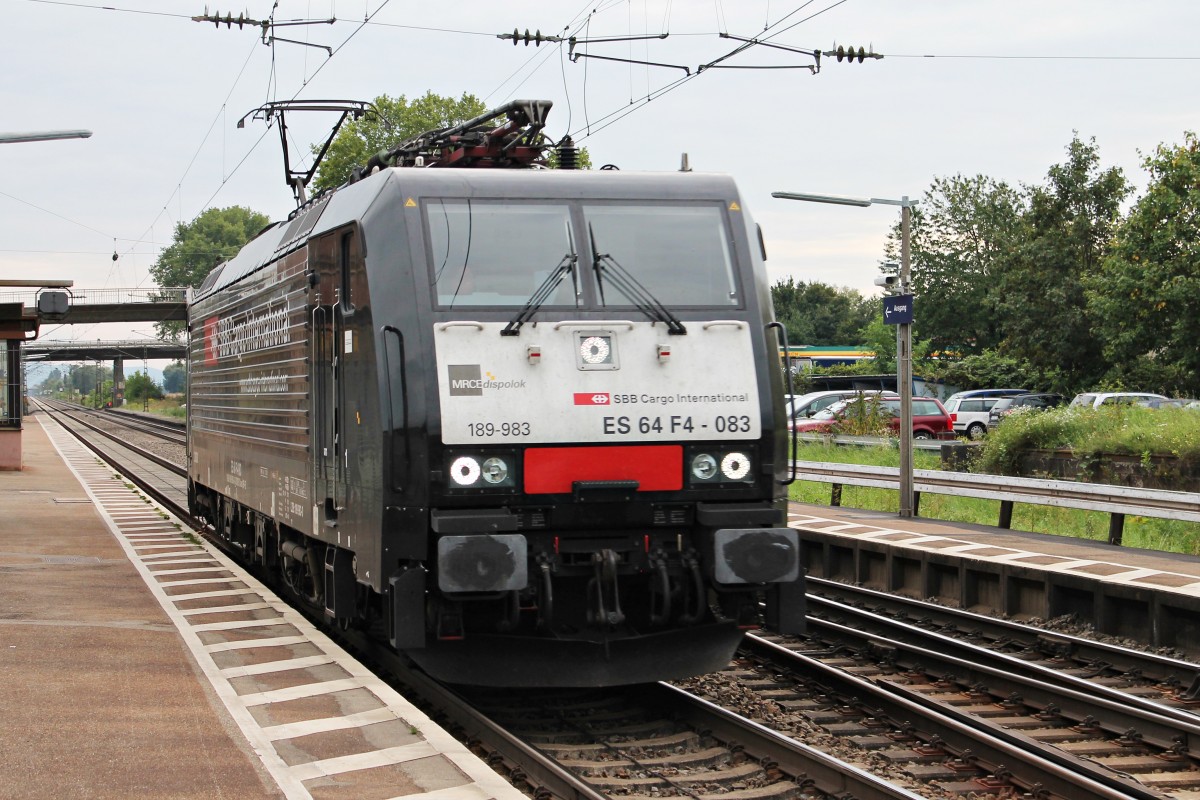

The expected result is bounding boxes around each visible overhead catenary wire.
[125,0,391,289]
[125,36,263,278]
[570,0,852,143]
[19,0,191,19]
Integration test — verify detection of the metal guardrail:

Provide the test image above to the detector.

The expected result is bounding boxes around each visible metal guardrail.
[793,459,1200,545]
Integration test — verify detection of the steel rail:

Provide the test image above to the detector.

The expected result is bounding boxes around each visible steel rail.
[336,632,610,800]
[808,576,1200,704]
[40,399,587,800]
[49,400,186,443]
[39,400,186,476]
[655,682,927,800]
[743,633,1173,800]
[805,593,1200,741]
[32,402,192,533]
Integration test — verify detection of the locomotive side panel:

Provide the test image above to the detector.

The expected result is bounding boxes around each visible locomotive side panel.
[188,248,315,538]
[306,223,386,590]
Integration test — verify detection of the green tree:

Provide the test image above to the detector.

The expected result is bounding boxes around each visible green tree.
[770,278,875,345]
[1087,132,1200,395]
[149,205,270,340]
[70,365,110,396]
[313,92,590,191]
[893,175,1025,355]
[125,371,164,403]
[858,316,896,372]
[924,350,1046,393]
[313,92,489,192]
[995,135,1130,392]
[162,361,187,394]
[38,367,65,395]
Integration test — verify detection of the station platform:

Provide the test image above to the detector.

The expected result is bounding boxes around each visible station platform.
[0,414,525,800]
[788,501,1200,657]
[7,410,1198,797]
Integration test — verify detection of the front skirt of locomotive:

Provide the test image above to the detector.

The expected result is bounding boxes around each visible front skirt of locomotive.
[403,621,747,687]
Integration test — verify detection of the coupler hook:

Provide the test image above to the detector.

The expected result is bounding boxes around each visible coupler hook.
[587,548,625,628]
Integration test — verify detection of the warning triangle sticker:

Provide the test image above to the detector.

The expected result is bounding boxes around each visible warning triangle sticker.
[404,197,417,207]
[729,201,741,211]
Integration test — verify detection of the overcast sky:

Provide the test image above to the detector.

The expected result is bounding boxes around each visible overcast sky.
[5,0,1200,361]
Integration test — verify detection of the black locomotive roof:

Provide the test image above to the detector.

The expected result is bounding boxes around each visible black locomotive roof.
[356,168,742,206]
[193,168,744,302]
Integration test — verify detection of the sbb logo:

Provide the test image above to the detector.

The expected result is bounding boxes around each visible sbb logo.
[574,393,610,406]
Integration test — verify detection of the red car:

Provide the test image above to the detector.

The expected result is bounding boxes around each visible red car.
[792,395,955,439]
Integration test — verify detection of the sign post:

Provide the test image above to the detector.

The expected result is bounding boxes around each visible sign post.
[772,191,919,518]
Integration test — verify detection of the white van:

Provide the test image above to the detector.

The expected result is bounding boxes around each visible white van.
[943,395,1009,439]
[1068,392,1168,409]
[942,389,1028,439]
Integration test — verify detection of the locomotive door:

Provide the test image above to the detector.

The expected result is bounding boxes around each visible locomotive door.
[311,228,355,522]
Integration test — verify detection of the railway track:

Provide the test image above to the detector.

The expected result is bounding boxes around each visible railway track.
[47,399,188,444]
[807,577,1200,720]
[697,593,1200,798]
[34,401,926,799]
[37,397,1200,799]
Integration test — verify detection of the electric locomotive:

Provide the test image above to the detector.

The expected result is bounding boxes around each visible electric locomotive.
[187,100,804,686]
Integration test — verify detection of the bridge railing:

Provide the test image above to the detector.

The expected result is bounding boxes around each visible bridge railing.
[0,287,188,307]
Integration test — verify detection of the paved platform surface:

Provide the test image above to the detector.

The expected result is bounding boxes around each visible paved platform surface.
[787,501,1200,593]
[0,414,524,800]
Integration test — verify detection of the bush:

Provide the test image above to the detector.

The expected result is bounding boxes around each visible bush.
[125,371,164,403]
[828,396,895,436]
[975,405,1200,475]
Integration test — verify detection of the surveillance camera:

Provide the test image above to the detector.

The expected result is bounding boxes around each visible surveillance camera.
[873,275,898,287]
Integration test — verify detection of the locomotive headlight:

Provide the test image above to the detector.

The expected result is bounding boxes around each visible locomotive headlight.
[688,447,756,486]
[579,336,610,364]
[720,452,751,481]
[481,457,509,484]
[450,456,482,486]
[446,452,518,490]
[691,453,718,481]
[574,330,619,370]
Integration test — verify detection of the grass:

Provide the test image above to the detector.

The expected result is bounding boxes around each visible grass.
[788,439,1200,556]
[136,397,186,420]
[976,405,1200,474]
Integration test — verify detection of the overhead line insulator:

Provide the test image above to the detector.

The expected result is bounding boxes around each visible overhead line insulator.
[822,44,884,63]
[191,10,262,30]
[497,28,562,46]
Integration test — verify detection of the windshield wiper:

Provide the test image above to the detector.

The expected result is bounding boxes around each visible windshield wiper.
[590,224,687,335]
[501,251,578,336]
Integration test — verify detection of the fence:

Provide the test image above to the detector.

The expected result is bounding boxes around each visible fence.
[794,459,1200,545]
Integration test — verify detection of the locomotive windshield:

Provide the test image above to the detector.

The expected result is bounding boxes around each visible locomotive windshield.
[425,199,739,309]
[584,204,738,307]
[428,200,578,308]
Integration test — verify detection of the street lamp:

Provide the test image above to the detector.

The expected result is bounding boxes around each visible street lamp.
[0,130,92,144]
[772,190,920,518]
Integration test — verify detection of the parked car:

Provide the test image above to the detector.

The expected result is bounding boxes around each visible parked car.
[793,395,955,439]
[943,395,1010,440]
[1068,392,1168,409]
[942,388,1029,404]
[987,393,1066,429]
[787,389,897,430]
[1137,397,1200,409]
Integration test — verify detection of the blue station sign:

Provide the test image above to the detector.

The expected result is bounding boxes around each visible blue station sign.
[883,293,914,325]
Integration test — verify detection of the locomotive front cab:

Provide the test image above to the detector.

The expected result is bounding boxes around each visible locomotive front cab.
[379,170,804,686]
